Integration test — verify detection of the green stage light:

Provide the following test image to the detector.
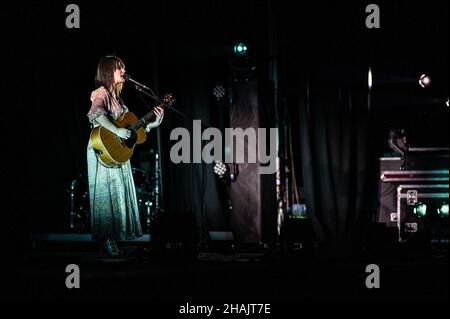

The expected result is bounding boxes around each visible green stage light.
[233,43,248,56]
[437,203,449,217]
[413,202,427,218]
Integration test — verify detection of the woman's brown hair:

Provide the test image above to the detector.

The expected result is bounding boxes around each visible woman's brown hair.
[95,55,125,96]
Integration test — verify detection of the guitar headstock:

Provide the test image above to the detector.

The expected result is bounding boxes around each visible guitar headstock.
[162,93,175,107]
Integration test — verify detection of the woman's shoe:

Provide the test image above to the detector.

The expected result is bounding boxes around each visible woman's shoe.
[103,239,120,257]
[112,240,125,256]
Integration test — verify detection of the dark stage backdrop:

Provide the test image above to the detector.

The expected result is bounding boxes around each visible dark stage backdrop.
[1,1,448,261]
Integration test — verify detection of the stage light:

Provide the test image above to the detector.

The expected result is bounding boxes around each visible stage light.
[213,161,227,178]
[413,202,427,218]
[446,97,449,107]
[233,43,248,56]
[228,163,238,182]
[418,74,431,88]
[212,83,226,101]
[437,203,449,217]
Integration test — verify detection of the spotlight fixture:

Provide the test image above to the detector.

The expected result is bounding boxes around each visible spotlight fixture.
[212,83,226,101]
[233,42,248,56]
[213,161,239,182]
[413,202,427,218]
[437,202,449,217]
[213,161,227,178]
[418,74,431,88]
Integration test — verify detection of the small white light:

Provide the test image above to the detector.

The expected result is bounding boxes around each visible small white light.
[418,74,431,88]
[368,67,372,90]
[213,161,227,178]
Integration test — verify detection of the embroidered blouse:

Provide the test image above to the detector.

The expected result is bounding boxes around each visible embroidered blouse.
[87,86,128,125]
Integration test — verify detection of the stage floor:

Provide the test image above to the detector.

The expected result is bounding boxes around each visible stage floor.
[4,238,449,302]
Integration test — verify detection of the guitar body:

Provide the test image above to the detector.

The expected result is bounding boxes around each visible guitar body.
[90,112,147,167]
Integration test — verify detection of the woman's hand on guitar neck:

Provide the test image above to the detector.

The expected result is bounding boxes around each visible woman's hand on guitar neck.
[116,128,132,139]
[145,106,164,132]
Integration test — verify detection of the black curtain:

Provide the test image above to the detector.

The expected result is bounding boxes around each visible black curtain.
[157,66,229,247]
[297,69,373,258]
[274,1,374,258]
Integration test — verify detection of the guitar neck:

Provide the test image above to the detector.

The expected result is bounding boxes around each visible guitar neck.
[129,109,157,131]
[129,94,173,131]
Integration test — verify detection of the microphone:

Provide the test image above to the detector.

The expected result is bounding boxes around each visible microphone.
[123,74,151,91]
[123,74,163,104]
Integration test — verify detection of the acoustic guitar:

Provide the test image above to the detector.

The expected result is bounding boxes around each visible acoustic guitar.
[90,93,174,167]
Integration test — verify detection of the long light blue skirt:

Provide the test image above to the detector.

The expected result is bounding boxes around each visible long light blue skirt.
[87,140,143,241]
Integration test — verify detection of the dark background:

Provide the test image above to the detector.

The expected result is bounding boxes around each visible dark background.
[0,0,448,300]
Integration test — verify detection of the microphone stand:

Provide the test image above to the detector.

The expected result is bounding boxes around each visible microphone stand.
[125,76,166,251]
[125,76,163,105]
[126,76,211,252]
